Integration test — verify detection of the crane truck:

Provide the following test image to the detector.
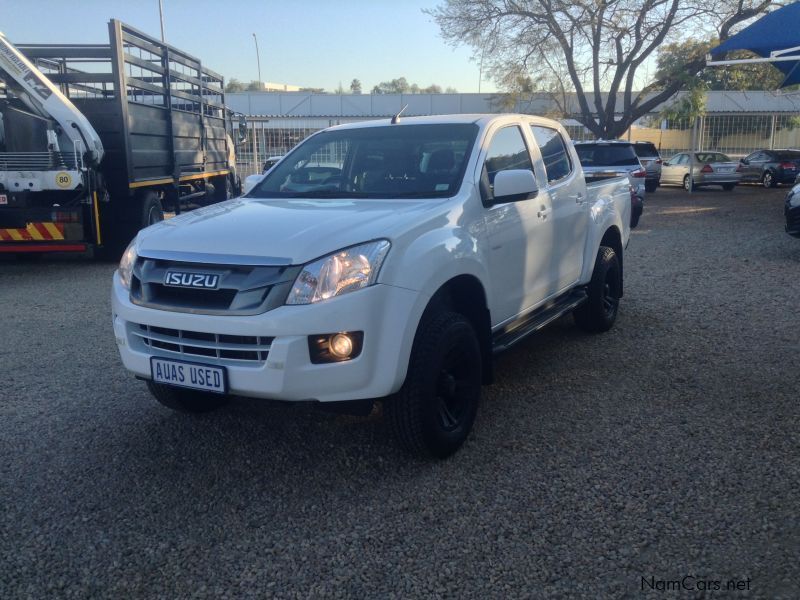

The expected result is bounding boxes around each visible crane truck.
[0,20,245,258]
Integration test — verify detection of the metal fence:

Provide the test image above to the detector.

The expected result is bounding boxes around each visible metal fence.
[235,113,800,176]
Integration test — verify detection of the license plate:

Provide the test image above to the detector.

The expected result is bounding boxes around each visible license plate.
[150,357,227,394]
[0,194,7,205]
[718,167,733,173]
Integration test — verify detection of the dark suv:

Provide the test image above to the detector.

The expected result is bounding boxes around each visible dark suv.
[633,142,662,193]
[738,149,800,188]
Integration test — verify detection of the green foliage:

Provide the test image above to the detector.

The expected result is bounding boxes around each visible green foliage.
[371,77,452,94]
[350,79,362,94]
[224,78,245,93]
[656,38,786,92]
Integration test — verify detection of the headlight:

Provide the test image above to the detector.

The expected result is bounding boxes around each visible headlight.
[789,186,800,208]
[118,239,138,290]
[286,240,390,305]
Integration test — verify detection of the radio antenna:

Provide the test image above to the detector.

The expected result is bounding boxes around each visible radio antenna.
[391,104,408,124]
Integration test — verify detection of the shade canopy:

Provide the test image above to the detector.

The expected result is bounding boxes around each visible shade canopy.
[710,3,800,87]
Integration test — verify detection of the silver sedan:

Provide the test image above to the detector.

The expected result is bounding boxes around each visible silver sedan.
[661,152,742,191]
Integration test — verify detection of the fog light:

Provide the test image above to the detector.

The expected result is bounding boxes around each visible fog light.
[329,333,353,358]
[308,331,364,364]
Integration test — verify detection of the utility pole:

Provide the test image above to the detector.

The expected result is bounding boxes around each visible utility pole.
[252,33,262,89]
[158,0,166,42]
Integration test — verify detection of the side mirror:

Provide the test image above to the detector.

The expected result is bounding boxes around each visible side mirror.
[243,173,264,195]
[492,169,538,203]
[238,115,248,144]
[740,158,749,165]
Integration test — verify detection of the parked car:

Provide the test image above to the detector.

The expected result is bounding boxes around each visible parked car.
[738,149,800,188]
[785,182,800,237]
[632,141,662,193]
[573,140,645,226]
[661,152,741,191]
[112,114,633,458]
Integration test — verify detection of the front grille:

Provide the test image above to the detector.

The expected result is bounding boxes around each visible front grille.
[132,323,274,363]
[0,151,80,170]
[130,257,301,315]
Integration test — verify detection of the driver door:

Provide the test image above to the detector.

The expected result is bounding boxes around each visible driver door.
[482,124,553,325]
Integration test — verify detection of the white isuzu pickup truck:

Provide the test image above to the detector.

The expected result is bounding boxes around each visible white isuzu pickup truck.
[112,114,633,457]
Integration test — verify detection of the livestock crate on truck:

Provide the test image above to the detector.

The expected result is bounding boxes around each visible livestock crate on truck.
[0,20,246,257]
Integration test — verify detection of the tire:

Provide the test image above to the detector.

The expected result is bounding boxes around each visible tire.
[94,191,162,261]
[722,183,736,191]
[574,246,621,333]
[141,192,164,228]
[683,175,696,192]
[645,180,658,193]
[386,311,482,458]
[212,176,233,201]
[762,171,776,188]
[147,380,229,413]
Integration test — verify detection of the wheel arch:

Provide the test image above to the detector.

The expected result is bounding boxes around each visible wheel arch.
[420,274,494,385]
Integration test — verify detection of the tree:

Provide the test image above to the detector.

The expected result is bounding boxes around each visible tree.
[656,38,785,91]
[371,78,450,94]
[335,81,346,94]
[350,78,362,94]
[429,0,774,139]
[373,77,412,94]
[225,78,246,93]
[246,80,263,92]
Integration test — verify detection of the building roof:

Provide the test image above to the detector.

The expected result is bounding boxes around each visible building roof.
[226,90,800,119]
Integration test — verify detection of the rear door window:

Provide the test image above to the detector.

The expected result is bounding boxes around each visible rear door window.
[530,125,572,183]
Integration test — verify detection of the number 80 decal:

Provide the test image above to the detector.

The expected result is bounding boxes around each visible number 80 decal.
[55,172,73,188]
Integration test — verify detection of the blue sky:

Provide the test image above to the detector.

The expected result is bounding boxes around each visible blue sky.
[3,0,495,93]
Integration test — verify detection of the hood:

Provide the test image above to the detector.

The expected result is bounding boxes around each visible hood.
[135,197,437,265]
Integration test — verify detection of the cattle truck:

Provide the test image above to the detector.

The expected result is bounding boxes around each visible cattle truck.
[0,20,245,258]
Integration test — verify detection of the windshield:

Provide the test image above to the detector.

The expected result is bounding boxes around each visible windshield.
[633,143,658,158]
[574,144,639,167]
[248,123,479,199]
[695,152,732,163]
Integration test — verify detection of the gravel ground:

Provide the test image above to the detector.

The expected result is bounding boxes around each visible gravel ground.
[1,186,799,599]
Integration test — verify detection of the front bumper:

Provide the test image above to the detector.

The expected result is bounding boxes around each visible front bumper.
[112,273,426,402]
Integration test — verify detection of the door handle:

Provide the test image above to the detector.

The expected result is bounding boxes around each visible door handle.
[537,205,550,219]
[571,192,585,204]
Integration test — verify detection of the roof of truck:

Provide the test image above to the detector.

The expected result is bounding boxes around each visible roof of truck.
[326,114,540,130]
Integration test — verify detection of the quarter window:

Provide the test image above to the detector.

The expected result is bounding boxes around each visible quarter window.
[530,125,572,183]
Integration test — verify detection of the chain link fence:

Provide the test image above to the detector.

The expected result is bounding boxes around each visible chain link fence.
[235,113,800,176]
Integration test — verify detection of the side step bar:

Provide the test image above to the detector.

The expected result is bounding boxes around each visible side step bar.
[492,289,588,354]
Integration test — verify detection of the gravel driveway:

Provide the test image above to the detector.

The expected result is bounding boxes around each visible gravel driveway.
[1,186,798,599]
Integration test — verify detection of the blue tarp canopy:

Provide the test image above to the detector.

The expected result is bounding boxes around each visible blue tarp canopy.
[710,2,800,87]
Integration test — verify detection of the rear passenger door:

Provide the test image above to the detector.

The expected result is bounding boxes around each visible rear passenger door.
[530,124,587,292]
[482,124,553,324]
